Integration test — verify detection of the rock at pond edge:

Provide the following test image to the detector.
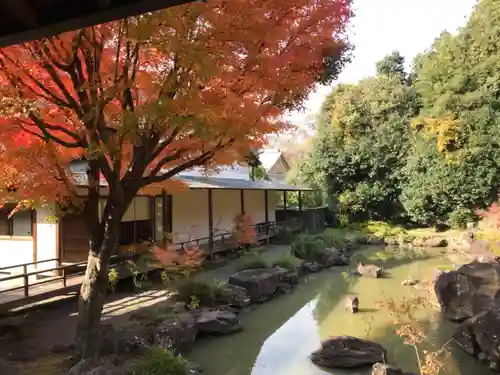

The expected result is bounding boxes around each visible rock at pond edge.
[310,336,387,369]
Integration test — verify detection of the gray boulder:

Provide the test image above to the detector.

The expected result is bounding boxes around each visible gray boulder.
[310,336,386,368]
[345,295,359,313]
[453,308,500,367]
[153,312,197,352]
[434,262,500,321]
[372,363,404,375]
[357,261,382,278]
[214,284,250,308]
[193,309,242,335]
[229,268,287,303]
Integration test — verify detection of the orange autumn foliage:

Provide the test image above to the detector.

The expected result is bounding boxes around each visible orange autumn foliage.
[153,243,206,278]
[233,213,257,245]
[0,0,351,208]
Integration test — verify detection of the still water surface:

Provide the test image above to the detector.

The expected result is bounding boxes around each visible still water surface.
[189,247,490,375]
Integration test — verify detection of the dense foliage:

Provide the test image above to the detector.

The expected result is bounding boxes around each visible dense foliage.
[300,0,500,228]
[0,0,352,359]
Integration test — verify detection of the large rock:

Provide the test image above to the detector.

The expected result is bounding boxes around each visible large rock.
[228,268,287,303]
[0,359,18,375]
[68,360,123,375]
[320,248,350,267]
[357,262,382,278]
[153,312,197,352]
[99,324,150,357]
[310,336,386,369]
[434,262,500,321]
[193,309,242,335]
[372,363,404,375]
[214,284,250,308]
[453,308,500,368]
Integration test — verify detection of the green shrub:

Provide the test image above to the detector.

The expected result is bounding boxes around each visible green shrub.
[236,254,269,271]
[359,220,407,238]
[174,278,215,307]
[321,228,350,248]
[273,253,302,270]
[291,233,326,260]
[130,348,187,375]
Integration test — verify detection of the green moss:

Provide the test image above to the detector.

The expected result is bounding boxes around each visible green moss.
[291,233,326,260]
[273,253,302,270]
[129,348,187,375]
[359,220,407,238]
[236,254,269,271]
[173,278,216,307]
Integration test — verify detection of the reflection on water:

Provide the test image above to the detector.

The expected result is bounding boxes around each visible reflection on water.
[188,247,490,375]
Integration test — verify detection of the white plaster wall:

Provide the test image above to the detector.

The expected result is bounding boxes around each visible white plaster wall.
[98,197,151,222]
[268,191,277,222]
[244,190,266,224]
[212,190,241,235]
[36,205,59,276]
[172,190,209,243]
[0,238,33,273]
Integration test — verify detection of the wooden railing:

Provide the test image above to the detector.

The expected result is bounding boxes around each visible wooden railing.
[0,253,138,299]
[175,221,278,252]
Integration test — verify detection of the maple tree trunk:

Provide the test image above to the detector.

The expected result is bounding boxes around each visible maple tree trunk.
[74,202,123,361]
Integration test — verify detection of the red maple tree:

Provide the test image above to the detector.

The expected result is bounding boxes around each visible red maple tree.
[0,0,351,359]
[233,212,257,245]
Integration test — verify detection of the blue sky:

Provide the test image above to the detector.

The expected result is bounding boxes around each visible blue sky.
[287,0,478,122]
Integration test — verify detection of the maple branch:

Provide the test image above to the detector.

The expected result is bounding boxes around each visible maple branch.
[28,114,85,148]
[141,138,235,186]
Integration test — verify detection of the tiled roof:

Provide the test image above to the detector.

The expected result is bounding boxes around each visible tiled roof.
[72,170,311,191]
[173,175,311,191]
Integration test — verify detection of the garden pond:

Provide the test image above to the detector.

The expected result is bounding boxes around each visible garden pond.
[188,246,490,375]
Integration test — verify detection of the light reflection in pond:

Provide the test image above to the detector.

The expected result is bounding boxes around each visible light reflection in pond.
[188,247,491,375]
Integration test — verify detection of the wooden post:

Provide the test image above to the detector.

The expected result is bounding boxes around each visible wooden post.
[283,190,287,228]
[208,189,214,248]
[298,190,303,229]
[240,189,245,214]
[264,190,269,224]
[162,190,173,245]
[149,196,155,242]
[23,265,29,297]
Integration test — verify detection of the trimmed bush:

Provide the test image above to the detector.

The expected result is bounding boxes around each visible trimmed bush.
[174,278,216,307]
[359,220,407,238]
[130,348,187,375]
[321,228,350,248]
[291,233,326,261]
[273,253,302,270]
[236,254,269,271]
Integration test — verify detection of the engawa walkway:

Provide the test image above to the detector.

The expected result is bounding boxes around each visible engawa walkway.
[0,245,292,314]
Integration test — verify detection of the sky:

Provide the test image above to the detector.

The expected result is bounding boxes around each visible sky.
[286,0,478,122]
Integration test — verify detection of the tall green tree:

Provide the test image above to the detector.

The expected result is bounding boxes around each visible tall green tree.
[400,0,500,226]
[306,52,420,221]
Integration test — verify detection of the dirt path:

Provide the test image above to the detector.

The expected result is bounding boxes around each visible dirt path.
[0,245,291,374]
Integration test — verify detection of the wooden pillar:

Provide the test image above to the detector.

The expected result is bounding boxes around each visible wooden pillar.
[240,189,245,214]
[264,190,269,223]
[149,196,155,241]
[162,190,173,245]
[208,189,214,247]
[298,190,303,229]
[32,209,38,269]
[283,190,288,225]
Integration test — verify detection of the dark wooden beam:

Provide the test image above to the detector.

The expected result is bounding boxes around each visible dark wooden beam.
[208,189,213,248]
[264,190,269,223]
[0,0,197,47]
[162,191,173,245]
[240,190,245,214]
